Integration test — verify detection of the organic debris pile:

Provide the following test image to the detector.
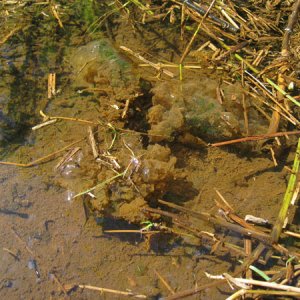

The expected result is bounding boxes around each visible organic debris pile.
[1,0,300,299]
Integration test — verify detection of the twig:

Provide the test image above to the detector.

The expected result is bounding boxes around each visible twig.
[210,130,300,147]
[163,243,267,300]
[122,98,131,119]
[11,227,34,256]
[247,86,296,125]
[223,274,300,293]
[40,110,98,125]
[50,4,64,28]
[3,247,19,261]
[282,0,300,56]
[214,190,256,231]
[157,200,271,243]
[120,46,174,78]
[0,26,23,45]
[270,147,278,167]
[129,0,153,16]
[104,230,159,234]
[216,4,239,30]
[65,283,147,298]
[244,71,298,124]
[284,230,300,239]
[47,73,56,99]
[39,111,168,138]
[215,41,249,61]
[180,0,217,64]
[227,289,300,300]
[154,269,175,295]
[50,273,68,296]
[0,138,85,167]
[88,126,99,159]
[164,280,225,300]
[176,221,250,258]
[267,72,285,134]
[244,237,252,280]
[180,0,238,33]
[73,172,125,198]
[145,206,270,248]
[240,61,249,136]
[199,23,300,109]
[32,119,57,131]
[54,147,81,171]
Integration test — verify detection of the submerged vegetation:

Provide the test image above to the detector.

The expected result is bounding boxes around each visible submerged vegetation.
[1,0,300,299]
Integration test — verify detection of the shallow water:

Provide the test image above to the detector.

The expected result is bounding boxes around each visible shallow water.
[0,2,298,300]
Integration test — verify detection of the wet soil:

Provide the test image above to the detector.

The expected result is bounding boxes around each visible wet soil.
[0,124,293,300]
[0,2,299,300]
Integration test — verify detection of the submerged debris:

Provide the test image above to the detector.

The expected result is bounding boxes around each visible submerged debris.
[1,0,300,299]
[148,80,250,142]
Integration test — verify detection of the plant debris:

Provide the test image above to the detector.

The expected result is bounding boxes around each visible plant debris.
[1,0,300,299]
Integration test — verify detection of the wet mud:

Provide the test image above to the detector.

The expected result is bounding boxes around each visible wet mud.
[0,2,299,300]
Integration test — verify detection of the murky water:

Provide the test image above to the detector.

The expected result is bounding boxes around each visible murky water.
[0,2,298,299]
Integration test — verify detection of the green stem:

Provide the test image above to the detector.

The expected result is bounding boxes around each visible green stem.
[73,172,124,198]
[271,138,300,243]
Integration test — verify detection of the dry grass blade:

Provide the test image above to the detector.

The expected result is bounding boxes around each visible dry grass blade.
[210,130,300,147]
[224,273,300,293]
[0,138,85,167]
[120,45,174,77]
[64,283,147,298]
[0,26,23,45]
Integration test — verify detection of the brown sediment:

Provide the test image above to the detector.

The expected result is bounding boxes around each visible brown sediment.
[1,1,300,299]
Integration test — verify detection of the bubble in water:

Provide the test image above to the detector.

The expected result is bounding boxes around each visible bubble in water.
[27,259,41,281]
[142,167,150,182]
[73,150,83,164]
[65,190,75,202]
[56,149,83,178]
[60,163,77,178]
[48,273,55,281]
[4,280,13,288]
[220,112,240,131]
[27,259,36,270]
